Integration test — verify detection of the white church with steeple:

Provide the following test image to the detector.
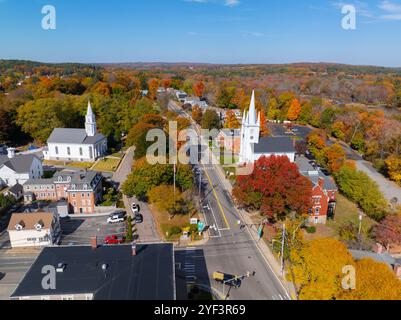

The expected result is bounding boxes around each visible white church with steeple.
[239,91,296,164]
[44,101,108,162]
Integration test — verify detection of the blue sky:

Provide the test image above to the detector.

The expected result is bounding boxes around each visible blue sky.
[0,0,400,66]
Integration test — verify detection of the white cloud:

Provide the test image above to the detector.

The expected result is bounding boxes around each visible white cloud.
[225,0,240,7]
[379,0,401,12]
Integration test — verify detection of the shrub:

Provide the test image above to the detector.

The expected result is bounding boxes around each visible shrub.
[305,226,316,234]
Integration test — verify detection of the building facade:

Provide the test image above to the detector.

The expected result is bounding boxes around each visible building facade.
[0,148,43,187]
[23,170,103,214]
[7,212,61,248]
[43,101,107,162]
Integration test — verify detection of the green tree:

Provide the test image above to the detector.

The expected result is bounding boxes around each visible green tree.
[201,109,221,130]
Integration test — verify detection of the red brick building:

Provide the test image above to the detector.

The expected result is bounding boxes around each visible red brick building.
[23,170,103,215]
[296,157,337,224]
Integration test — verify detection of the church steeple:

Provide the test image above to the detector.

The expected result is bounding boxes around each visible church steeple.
[85,100,97,137]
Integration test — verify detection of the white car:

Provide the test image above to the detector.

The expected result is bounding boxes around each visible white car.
[131,203,140,214]
[107,211,127,224]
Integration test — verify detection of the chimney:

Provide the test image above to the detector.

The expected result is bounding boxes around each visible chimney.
[132,242,137,256]
[394,264,401,278]
[318,177,325,189]
[373,243,384,254]
[90,236,98,250]
[7,147,15,159]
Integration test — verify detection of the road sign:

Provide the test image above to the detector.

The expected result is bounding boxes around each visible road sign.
[190,218,198,225]
[198,221,205,232]
[258,224,264,239]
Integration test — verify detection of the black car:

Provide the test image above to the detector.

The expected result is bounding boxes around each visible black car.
[134,214,144,224]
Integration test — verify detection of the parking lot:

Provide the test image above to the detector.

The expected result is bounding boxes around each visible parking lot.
[60,215,126,246]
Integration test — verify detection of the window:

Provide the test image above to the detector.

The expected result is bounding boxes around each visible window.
[55,146,59,155]
[61,295,74,300]
[79,147,83,156]
[67,147,71,156]
[315,207,320,215]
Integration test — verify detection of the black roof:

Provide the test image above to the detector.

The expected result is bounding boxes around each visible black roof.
[254,136,295,154]
[11,243,175,300]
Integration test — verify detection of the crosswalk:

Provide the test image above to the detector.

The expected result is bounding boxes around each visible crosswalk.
[184,247,197,286]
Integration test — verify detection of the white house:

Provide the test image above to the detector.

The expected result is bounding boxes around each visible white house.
[239,91,296,163]
[0,148,43,187]
[184,96,208,109]
[7,212,61,248]
[43,101,107,162]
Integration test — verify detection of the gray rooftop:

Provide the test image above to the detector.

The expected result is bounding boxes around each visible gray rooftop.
[350,250,396,268]
[11,243,175,300]
[254,136,296,154]
[0,154,39,173]
[24,178,54,186]
[47,128,105,145]
[296,156,337,191]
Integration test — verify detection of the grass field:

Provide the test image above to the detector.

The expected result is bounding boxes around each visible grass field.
[43,160,94,169]
[92,157,121,172]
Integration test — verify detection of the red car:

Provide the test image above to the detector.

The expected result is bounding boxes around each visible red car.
[104,235,125,245]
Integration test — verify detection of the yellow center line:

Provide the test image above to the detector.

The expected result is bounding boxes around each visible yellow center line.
[201,163,231,230]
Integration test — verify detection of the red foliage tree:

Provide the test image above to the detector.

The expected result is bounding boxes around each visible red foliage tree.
[233,156,312,221]
[193,81,205,98]
[375,214,401,248]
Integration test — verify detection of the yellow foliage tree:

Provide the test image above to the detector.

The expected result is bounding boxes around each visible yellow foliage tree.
[339,258,401,300]
[290,238,354,300]
[287,98,302,121]
[224,110,240,129]
[386,155,401,184]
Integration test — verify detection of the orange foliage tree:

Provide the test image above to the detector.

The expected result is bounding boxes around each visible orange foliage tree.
[193,81,205,98]
[224,110,240,129]
[287,98,302,121]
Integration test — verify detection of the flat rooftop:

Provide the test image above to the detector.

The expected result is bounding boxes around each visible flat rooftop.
[11,243,175,300]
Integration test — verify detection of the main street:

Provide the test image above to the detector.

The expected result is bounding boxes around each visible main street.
[169,100,290,300]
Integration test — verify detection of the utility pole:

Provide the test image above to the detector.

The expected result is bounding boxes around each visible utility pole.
[281,223,286,276]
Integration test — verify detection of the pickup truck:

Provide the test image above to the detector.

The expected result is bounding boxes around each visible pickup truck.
[212,271,241,288]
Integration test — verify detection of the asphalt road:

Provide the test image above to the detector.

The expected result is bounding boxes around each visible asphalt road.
[169,101,289,300]
[0,253,37,300]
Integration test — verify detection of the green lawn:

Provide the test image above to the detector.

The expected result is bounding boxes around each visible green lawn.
[327,194,377,236]
[43,160,94,169]
[92,157,121,172]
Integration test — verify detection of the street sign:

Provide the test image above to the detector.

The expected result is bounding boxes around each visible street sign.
[198,221,205,232]
[258,224,264,239]
[190,218,198,225]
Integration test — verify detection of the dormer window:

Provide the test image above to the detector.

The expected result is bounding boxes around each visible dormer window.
[15,223,25,231]
[83,184,88,190]
[71,184,76,190]
[34,220,44,231]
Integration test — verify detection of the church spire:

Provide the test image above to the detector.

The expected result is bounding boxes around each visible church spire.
[85,100,97,137]
[248,90,257,125]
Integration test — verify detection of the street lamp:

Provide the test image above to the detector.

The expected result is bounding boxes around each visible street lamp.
[358,213,363,236]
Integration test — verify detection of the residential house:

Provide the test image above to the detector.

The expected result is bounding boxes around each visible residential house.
[184,96,208,109]
[43,101,107,162]
[23,170,103,214]
[176,91,188,102]
[7,212,61,248]
[216,129,241,154]
[296,156,338,224]
[4,183,23,200]
[0,148,43,187]
[10,242,176,300]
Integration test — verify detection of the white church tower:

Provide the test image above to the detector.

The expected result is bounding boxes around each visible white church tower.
[239,90,261,163]
[85,100,97,137]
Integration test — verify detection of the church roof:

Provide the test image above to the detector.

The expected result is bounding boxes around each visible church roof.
[47,128,105,145]
[0,154,39,173]
[254,136,295,154]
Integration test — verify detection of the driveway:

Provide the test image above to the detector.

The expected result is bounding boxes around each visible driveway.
[356,161,401,203]
[112,147,161,243]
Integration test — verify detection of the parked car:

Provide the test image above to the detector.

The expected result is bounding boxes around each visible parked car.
[104,235,125,245]
[131,203,140,214]
[107,211,127,224]
[212,271,241,288]
[134,213,144,224]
